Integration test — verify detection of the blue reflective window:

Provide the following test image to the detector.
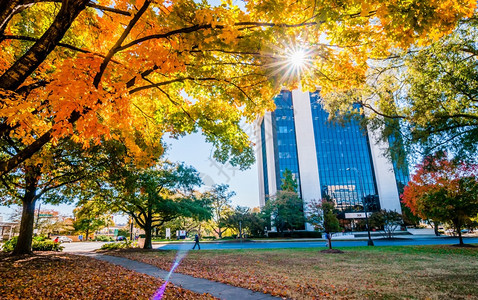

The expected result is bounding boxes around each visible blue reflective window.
[310,92,378,211]
[388,135,410,194]
[272,91,301,193]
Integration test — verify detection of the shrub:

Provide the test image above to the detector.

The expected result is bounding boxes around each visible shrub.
[2,236,18,252]
[33,240,64,251]
[267,231,322,238]
[33,235,48,242]
[94,235,114,242]
[2,236,64,252]
[100,240,137,250]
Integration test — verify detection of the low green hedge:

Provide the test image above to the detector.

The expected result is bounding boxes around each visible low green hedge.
[267,231,322,238]
[100,240,137,250]
[94,235,114,242]
[2,236,64,252]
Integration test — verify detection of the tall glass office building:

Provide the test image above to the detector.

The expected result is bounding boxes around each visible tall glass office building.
[256,90,406,230]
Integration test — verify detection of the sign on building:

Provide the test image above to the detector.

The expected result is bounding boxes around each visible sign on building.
[345,212,372,219]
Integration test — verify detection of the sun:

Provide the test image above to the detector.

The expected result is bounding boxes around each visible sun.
[288,49,307,68]
[264,43,314,86]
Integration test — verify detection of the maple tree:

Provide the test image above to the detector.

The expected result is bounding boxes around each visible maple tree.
[402,152,478,246]
[0,0,475,178]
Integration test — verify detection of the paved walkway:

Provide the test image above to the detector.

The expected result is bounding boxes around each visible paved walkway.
[80,253,277,300]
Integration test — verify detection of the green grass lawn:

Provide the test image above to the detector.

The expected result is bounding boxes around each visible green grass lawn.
[111,245,478,299]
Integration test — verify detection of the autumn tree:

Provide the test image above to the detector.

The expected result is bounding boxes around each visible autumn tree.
[101,161,212,249]
[202,184,235,239]
[0,0,475,178]
[402,152,478,246]
[307,198,341,249]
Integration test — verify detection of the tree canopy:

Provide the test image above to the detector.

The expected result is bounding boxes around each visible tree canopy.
[323,15,478,163]
[0,0,475,177]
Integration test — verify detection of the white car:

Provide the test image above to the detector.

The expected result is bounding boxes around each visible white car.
[58,236,72,243]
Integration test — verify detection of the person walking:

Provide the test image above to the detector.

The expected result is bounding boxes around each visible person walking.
[192,234,200,250]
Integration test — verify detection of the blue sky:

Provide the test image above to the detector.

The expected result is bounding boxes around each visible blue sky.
[0,132,260,222]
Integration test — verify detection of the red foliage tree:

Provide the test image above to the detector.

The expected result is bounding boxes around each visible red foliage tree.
[402,152,478,245]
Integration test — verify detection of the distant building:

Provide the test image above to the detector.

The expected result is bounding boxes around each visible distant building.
[256,90,408,230]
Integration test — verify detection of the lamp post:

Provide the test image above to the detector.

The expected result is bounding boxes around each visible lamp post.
[346,167,374,246]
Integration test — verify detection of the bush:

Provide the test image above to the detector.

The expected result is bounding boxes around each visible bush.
[94,235,114,242]
[2,236,64,252]
[33,235,48,242]
[2,236,18,252]
[33,240,64,251]
[100,240,137,250]
[267,231,322,238]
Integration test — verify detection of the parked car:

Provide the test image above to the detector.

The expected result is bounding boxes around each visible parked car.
[116,236,126,241]
[58,236,72,243]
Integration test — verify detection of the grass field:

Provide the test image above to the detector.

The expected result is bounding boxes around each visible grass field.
[0,252,215,300]
[111,245,478,299]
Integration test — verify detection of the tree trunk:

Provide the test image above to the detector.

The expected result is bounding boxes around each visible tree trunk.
[12,197,36,255]
[85,226,89,241]
[328,235,332,249]
[12,166,40,255]
[458,229,463,245]
[433,221,440,236]
[143,219,152,249]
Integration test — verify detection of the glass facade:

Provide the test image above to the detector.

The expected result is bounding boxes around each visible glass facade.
[260,120,269,197]
[388,135,410,195]
[272,91,301,194]
[309,92,379,212]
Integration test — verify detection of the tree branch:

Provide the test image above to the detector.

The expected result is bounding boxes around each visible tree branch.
[0,0,89,91]
[93,0,151,88]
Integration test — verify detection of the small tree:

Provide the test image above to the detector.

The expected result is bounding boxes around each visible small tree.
[73,201,110,241]
[263,191,306,233]
[369,210,403,239]
[203,184,235,239]
[307,198,341,249]
[402,152,478,246]
[223,206,266,238]
[263,169,305,233]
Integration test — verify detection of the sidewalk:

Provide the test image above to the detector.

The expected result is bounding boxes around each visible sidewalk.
[79,253,277,300]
